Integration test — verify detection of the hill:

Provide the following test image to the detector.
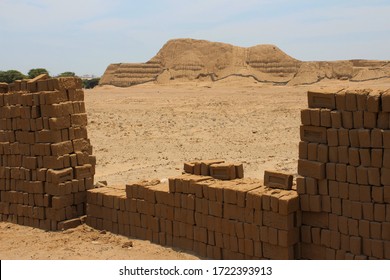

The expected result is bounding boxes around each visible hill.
[100,38,390,87]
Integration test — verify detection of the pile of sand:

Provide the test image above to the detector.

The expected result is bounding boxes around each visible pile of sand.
[100,38,390,87]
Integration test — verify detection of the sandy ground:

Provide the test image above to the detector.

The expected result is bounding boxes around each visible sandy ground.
[1,78,390,260]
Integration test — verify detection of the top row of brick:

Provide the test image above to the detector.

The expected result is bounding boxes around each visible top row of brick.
[0,74,83,94]
[308,89,390,112]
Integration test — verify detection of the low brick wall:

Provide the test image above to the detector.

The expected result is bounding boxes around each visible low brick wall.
[86,174,300,260]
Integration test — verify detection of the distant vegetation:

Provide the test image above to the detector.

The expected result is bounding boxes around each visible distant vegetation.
[0,68,100,88]
[28,68,50,79]
[0,70,26,83]
[83,78,100,89]
[58,71,76,77]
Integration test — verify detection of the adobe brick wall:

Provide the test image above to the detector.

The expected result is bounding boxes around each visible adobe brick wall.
[298,89,390,259]
[0,75,95,230]
[86,175,300,260]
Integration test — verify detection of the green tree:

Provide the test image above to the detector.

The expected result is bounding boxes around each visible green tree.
[28,68,49,79]
[83,78,100,89]
[0,70,26,83]
[58,72,76,77]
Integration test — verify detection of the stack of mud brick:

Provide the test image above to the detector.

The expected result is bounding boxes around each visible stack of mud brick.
[0,75,96,230]
[298,89,390,259]
[86,163,300,259]
[183,160,244,180]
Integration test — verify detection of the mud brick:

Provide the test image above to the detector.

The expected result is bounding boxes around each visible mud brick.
[327,180,338,197]
[320,109,332,127]
[353,111,364,128]
[210,163,236,180]
[325,163,336,181]
[335,164,347,182]
[384,130,390,149]
[35,130,62,143]
[371,128,383,148]
[300,125,327,144]
[263,211,294,230]
[72,101,86,114]
[371,239,384,259]
[278,194,299,215]
[326,147,336,163]
[371,149,383,168]
[309,195,322,212]
[381,168,390,185]
[72,138,91,152]
[299,194,310,211]
[41,102,74,117]
[374,204,386,222]
[298,159,325,179]
[385,186,390,203]
[330,111,342,128]
[348,184,360,201]
[381,222,390,241]
[307,143,318,161]
[359,149,371,167]
[301,225,312,243]
[235,164,244,179]
[350,201,363,220]
[338,215,348,235]
[295,177,305,194]
[43,156,64,169]
[193,162,201,175]
[346,166,357,184]
[47,167,73,184]
[341,111,353,129]
[348,129,359,147]
[358,185,371,203]
[308,91,336,109]
[309,109,321,126]
[298,141,308,159]
[365,90,381,112]
[357,130,370,148]
[314,145,327,164]
[70,113,88,127]
[51,141,73,156]
[348,218,359,236]
[364,111,377,129]
[48,116,71,130]
[344,91,357,111]
[264,171,293,190]
[320,195,330,212]
[330,196,342,215]
[371,186,383,203]
[326,128,338,147]
[182,162,195,174]
[377,112,389,129]
[347,148,359,167]
[356,167,368,185]
[200,160,224,176]
[367,168,380,186]
[52,194,73,209]
[357,220,370,239]
[337,146,348,164]
[349,236,362,255]
[267,227,278,245]
[369,221,381,240]
[74,164,93,180]
[383,149,390,168]
[362,202,374,221]
[301,109,312,125]
[382,90,390,112]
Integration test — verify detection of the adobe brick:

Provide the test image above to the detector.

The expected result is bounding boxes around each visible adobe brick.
[364,111,377,129]
[331,111,342,128]
[308,91,336,109]
[264,170,293,190]
[300,125,327,144]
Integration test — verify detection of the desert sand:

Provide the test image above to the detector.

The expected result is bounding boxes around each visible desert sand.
[1,77,390,259]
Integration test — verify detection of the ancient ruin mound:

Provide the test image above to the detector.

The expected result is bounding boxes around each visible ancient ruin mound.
[100,38,390,87]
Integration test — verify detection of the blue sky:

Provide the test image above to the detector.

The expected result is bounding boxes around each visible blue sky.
[1,0,389,76]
